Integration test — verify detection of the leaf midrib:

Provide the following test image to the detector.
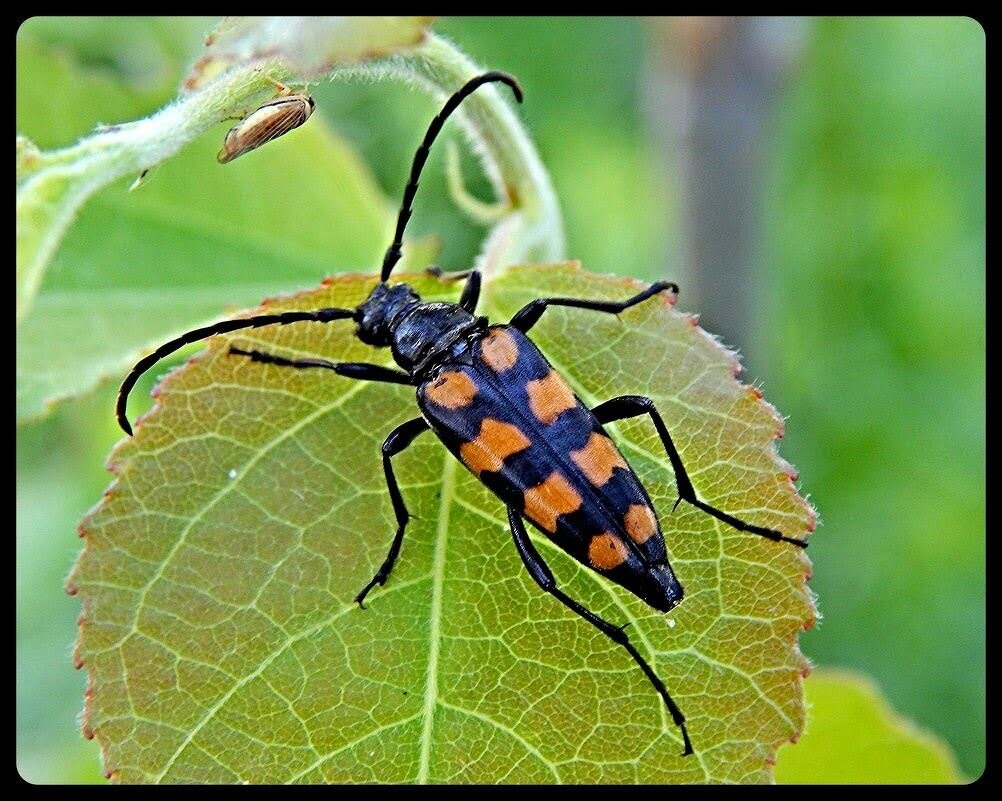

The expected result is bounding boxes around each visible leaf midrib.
[418,451,457,783]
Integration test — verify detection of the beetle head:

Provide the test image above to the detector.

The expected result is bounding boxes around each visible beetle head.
[355,282,420,347]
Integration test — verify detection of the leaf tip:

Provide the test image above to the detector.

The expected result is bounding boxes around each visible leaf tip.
[16,134,42,175]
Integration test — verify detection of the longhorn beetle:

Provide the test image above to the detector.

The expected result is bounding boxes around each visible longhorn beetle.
[116,72,808,757]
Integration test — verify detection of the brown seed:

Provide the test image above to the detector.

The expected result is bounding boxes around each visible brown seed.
[217,93,316,164]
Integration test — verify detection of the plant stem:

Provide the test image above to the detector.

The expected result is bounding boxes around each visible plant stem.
[16,64,281,325]
[384,33,566,274]
[17,31,566,325]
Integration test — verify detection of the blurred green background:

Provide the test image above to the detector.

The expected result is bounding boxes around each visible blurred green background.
[16,16,984,782]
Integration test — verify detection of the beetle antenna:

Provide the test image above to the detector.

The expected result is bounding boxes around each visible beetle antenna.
[116,307,354,436]
[380,71,523,283]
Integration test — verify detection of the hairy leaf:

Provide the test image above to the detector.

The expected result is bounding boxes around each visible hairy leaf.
[72,264,815,783]
[15,33,394,423]
[188,16,433,88]
[15,16,435,327]
[774,670,965,784]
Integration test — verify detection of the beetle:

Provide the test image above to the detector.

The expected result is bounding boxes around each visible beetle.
[116,71,808,757]
[217,81,315,163]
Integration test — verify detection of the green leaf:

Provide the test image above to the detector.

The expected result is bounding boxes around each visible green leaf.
[15,17,435,328]
[15,37,398,424]
[16,25,561,423]
[16,128,395,424]
[774,670,966,784]
[72,264,815,783]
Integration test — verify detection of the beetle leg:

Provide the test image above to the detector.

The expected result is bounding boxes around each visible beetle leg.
[458,270,482,313]
[508,281,678,333]
[592,395,808,548]
[425,266,473,281]
[228,347,414,385]
[506,507,694,757]
[354,417,430,608]
[425,268,482,314]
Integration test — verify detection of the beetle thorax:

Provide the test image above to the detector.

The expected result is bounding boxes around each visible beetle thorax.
[390,302,483,375]
[354,282,483,375]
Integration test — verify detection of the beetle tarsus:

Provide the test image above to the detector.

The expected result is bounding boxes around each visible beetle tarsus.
[680,725,694,756]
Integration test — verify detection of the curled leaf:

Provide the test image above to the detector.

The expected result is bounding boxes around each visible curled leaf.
[73,264,815,783]
[445,140,512,224]
[187,16,434,89]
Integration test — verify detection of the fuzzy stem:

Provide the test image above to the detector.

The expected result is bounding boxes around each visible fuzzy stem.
[373,33,565,275]
[16,63,288,325]
[16,31,566,325]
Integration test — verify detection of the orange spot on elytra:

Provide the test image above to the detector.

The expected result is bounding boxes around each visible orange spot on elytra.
[526,370,577,424]
[523,472,582,532]
[425,370,477,409]
[624,504,658,544]
[480,328,519,372]
[588,532,629,570]
[571,432,627,487]
[460,418,530,476]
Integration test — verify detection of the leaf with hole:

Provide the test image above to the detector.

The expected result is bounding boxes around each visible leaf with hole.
[72,264,815,783]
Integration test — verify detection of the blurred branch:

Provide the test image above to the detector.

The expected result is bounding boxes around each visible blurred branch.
[645,16,805,364]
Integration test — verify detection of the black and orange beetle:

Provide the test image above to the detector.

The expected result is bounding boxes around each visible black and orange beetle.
[116,72,808,756]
